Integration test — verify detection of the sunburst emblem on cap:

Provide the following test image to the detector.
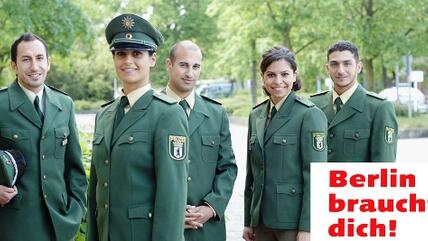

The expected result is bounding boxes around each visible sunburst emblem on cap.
[121,16,135,30]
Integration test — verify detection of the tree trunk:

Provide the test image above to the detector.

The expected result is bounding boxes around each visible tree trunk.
[250,39,258,106]
[362,58,375,91]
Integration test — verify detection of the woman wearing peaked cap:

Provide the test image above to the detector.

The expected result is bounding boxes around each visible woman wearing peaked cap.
[86,13,189,241]
[243,46,327,241]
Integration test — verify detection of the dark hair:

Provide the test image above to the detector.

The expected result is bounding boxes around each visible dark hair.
[260,46,301,92]
[10,33,49,63]
[327,40,359,62]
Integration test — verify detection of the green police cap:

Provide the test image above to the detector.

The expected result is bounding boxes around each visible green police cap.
[105,13,164,51]
[0,149,26,187]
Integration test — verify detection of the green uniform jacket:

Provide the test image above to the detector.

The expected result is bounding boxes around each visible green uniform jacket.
[244,92,327,232]
[184,95,237,241]
[86,90,189,241]
[0,81,87,241]
[310,85,398,162]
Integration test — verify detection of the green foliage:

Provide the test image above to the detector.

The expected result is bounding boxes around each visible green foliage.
[398,114,428,128]
[0,0,91,85]
[2,0,427,108]
[74,100,105,112]
[219,90,264,117]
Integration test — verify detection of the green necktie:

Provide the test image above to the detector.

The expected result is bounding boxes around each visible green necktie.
[113,96,129,130]
[334,97,343,113]
[34,96,44,122]
[265,106,277,134]
[179,99,189,118]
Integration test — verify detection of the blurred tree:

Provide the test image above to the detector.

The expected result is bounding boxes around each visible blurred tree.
[321,0,428,91]
[0,0,91,86]
[122,0,219,87]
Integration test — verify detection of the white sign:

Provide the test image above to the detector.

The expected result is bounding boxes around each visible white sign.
[311,163,428,241]
[410,71,424,83]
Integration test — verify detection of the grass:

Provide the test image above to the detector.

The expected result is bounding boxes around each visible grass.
[398,114,428,128]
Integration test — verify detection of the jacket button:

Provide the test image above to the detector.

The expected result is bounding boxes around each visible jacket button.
[42,155,46,160]
[104,204,108,209]
[41,135,45,140]
[328,149,332,153]
[43,175,47,180]
[291,188,296,194]
[128,136,134,143]
[44,194,47,199]
[104,160,109,165]
[355,132,360,138]
[187,176,192,182]
[103,182,108,187]
[329,132,334,138]
[211,141,215,145]
[282,139,287,144]
[12,134,18,139]
[148,212,152,218]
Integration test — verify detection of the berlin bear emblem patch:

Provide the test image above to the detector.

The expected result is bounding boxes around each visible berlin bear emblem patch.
[312,132,326,151]
[169,135,187,160]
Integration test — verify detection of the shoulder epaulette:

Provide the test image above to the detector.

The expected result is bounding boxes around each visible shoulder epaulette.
[310,90,329,97]
[101,99,115,107]
[200,95,222,105]
[47,85,68,96]
[252,99,269,109]
[295,96,315,107]
[153,92,176,104]
[366,91,386,100]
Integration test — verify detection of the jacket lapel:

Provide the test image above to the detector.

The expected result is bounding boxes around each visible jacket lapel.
[264,92,294,143]
[189,95,208,137]
[255,103,268,148]
[111,90,153,145]
[8,81,43,129]
[329,86,365,129]
[103,100,118,153]
[42,87,63,134]
[317,91,335,124]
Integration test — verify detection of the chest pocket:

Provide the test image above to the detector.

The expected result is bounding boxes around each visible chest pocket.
[55,127,70,158]
[0,128,30,150]
[343,129,370,156]
[117,132,149,145]
[201,135,220,163]
[273,135,297,146]
[248,135,256,151]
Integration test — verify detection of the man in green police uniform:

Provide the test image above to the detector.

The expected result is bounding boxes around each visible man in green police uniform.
[0,33,87,241]
[310,40,398,162]
[164,40,237,241]
[86,14,189,241]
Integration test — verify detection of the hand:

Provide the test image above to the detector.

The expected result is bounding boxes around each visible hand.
[242,226,255,241]
[296,231,310,241]
[0,185,17,206]
[184,206,203,229]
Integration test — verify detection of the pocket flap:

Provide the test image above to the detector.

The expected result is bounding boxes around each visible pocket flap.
[276,183,303,195]
[0,128,30,141]
[128,205,153,219]
[343,129,370,140]
[201,135,220,147]
[249,135,256,144]
[118,132,149,145]
[55,127,70,138]
[273,135,297,145]
[92,134,104,144]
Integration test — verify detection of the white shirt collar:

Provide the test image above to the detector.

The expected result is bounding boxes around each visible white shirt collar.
[17,81,45,112]
[165,85,195,111]
[121,84,151,113]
